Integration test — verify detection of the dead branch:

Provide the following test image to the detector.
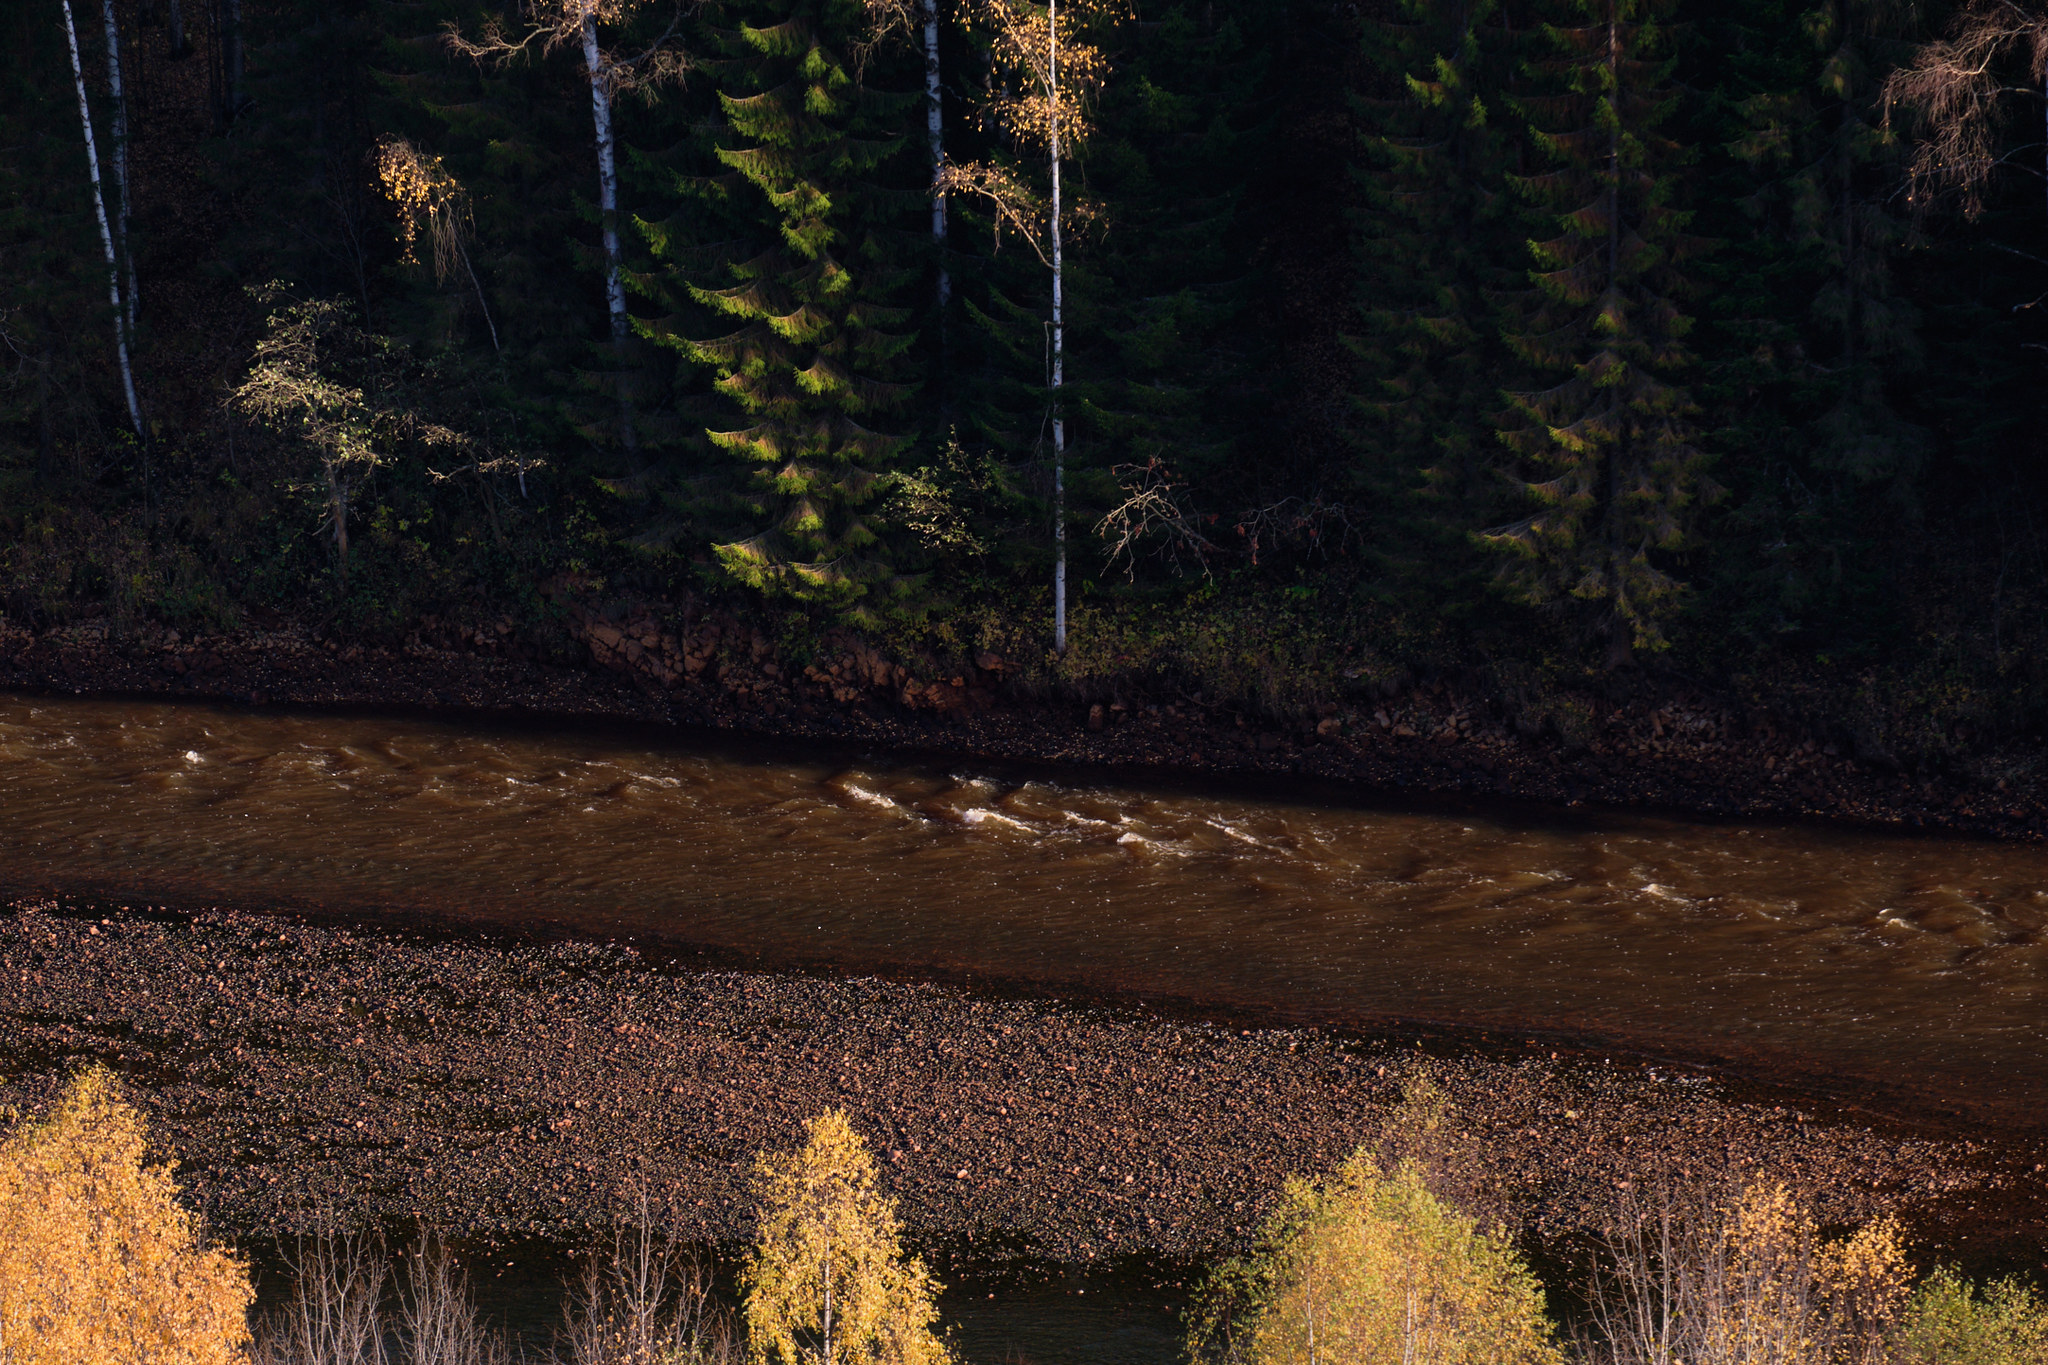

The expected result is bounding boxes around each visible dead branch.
[1884,0,2048,220]
[1095,458,1222,577]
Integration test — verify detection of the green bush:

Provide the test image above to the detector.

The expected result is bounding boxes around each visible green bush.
[1896,1267,2048,1365]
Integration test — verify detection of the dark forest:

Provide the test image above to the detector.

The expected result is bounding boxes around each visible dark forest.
[9,0,2048,771]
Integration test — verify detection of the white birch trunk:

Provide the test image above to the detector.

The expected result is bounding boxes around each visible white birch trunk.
[581,2,638,453]
[921,0,948,315]
[101,0,138,348]
[166,0,186,56]
[457,235,500,353]
[1049,0,1066,653]
[62,0,143,438]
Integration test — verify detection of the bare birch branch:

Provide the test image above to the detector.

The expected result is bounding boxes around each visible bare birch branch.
[1884,0,2048,220]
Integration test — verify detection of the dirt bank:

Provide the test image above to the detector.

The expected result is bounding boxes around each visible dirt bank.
[1,608,2041,841]
[2,899,2040,1273]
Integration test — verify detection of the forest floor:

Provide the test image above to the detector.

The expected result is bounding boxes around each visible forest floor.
[2,898,2042,1277]
[1,603,2042,840]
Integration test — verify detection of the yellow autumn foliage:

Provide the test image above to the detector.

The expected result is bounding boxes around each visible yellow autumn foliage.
[0,1065,254,1365]
[1193,1153,1562,1365]
[741,1111,949,1365]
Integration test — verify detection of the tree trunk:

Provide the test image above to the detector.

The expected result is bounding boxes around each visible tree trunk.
[921,0,948,320]
[328,463,350,589]
[102,0,139,350]
[581,1,639,456]
[166,0,186,56]
[1049,0,1066,654]
[457,235,500,353]
[61,0,144,440]
[821,1252,834,1365]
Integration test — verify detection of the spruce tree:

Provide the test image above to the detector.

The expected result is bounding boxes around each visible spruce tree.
[1350,0,1535,590]
[642,0,923,615]
[1689,0,1925,646]
[1075,0,1275,573]
[1490,0,1714,660]
[1733,0,1923,484]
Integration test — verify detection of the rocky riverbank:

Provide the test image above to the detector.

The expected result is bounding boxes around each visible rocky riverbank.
[0,605,2041,841]
[2,898,2041,1274]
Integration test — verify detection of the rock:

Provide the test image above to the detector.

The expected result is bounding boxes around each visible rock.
[1088,703,1106,731]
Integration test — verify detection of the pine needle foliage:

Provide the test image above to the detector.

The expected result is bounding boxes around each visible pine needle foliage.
[1188,1153,1562,1365]
[740,1110,950,1365]
[0,1065,254,1365]
[644,1,924,618]
[1490,0,1718,660]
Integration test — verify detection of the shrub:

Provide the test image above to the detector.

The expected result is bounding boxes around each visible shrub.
[741,1111,950,1365]
[1583,1179,1911,1365]
[1895,1267,2048,1365]
[0,1065,254,1364]
[1188,1153,1562,1365]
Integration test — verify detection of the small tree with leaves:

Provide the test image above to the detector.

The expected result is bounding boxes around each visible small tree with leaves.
[742,1111,950,1365]
[0,1066,254,1365]
[1188,1152,1561,1365]
[231,292,494,589]
[938,0,1123,652]
[230,296,391,590]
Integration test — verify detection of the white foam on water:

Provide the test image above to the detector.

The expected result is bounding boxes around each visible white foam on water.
[839,782,905,814]
[961,807,1033,830]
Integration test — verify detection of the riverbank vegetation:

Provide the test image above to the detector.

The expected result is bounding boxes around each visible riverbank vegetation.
[7,1069,2046,1363]
[10,0,2048,773]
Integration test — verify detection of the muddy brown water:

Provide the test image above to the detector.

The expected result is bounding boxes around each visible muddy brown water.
[1,693,2044,1126]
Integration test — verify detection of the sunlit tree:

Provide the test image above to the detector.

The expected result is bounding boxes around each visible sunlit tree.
[1189,1154,1561,1365]
[0,1066,253,1365]
[938,0,1123,652]
[1488,0,1717,664]
[742,1110,950,1365]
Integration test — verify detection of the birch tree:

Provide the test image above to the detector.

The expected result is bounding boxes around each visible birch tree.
[1188,1154,1562,1365]
[863,0,952,321]
[99,0,137,357]
[375,138,502,355]
[937,0,1120,652]
[59,0,143,440]
[742,1111,949,1365]
[1884,0,2048,231]
[447,1,687,458]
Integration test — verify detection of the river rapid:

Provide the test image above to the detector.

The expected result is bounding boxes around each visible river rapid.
[1,694,2042,1123]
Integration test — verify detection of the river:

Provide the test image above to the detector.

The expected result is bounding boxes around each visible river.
[1,693,2041,1125]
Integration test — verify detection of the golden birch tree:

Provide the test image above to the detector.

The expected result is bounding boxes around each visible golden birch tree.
[0,1066,254,1365]
[741,1111,949,1365]
[1190,1155,1561,1365]
[936,0,1122,653]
